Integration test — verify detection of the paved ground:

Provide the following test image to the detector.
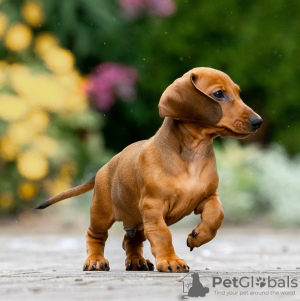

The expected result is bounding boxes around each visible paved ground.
[1,223,300,301]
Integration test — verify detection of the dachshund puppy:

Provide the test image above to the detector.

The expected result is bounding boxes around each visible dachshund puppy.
[36,67,263,273]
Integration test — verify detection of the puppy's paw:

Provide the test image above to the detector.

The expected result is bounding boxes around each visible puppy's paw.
[83,256,110,271]
[187,228,216,251]
[155,255,189,273]
[186,229,201,251]
[125,258,154,271]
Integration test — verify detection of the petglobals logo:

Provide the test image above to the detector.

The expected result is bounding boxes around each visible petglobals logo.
[180,272,210,298]
[212,276,298,289]
[179,273,298,298]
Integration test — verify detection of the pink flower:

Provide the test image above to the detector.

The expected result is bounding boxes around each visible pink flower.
[85,62,138,111]
[118,0,176,19]
[146,0,177,17]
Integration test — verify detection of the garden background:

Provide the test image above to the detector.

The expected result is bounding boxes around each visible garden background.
[1,0,300,227]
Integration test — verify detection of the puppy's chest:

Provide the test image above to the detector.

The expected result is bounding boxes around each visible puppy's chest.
[164,164,218,224]
[172,171,216,202]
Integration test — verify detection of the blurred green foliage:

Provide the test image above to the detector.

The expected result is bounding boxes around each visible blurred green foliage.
[216,140,300,227]
[36,0,300,154]
[1,0,300,222]
[2,0,300,153]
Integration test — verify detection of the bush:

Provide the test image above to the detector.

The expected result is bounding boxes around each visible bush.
[0,1,110,214]
[33,0,300,155]
[216,140,300,226]
[1,0,300,223]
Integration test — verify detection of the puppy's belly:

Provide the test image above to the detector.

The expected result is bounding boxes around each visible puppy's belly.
[110,185,143,230]
[113,203,144,230]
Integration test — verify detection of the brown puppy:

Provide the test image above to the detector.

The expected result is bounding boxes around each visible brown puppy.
[36,67,263,273]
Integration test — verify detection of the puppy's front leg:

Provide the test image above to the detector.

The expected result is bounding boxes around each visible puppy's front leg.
[187,192,224,250]
[142,198,189,273]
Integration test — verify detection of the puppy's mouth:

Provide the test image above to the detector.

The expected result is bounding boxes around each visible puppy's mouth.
[220,128,251,139]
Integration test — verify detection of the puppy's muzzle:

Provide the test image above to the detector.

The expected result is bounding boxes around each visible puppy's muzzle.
[249,116,263,131]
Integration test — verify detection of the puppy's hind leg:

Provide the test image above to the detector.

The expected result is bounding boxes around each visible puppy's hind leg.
[83,186,115,271]
[122,229,154,271]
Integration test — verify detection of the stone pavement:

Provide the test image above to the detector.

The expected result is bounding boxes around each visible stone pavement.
[1,226,300,301]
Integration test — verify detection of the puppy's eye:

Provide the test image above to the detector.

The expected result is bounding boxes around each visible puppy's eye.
[212,90,225,99]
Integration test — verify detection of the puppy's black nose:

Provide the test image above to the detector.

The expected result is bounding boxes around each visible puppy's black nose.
[249,116,263,130]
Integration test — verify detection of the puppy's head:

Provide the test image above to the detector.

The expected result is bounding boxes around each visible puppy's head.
[159,67,263,138]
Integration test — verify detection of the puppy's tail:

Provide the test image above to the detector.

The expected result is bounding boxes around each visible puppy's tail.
[35,176,96,209]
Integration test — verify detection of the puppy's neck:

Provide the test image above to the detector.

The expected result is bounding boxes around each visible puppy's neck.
[156,118,216,158]
[176,121,217,149]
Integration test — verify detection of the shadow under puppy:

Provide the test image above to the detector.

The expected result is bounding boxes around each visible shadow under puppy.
[36,67,263,273]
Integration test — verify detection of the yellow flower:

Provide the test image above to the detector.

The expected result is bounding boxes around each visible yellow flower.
[31,135,57,157]
[7,112,48,146]
[17,151,48,180]
[56,71,87,111]
[27,111,49,131]
[5,23,32,51]
[18,182,37,200]
[57,71,82,90]
[65,93,87,112]
[0,192,13,209]
[0,135,19,161]
[8,121,36,146]
[22,0,44,27]
[44,163,75,197]
[0,12,8,39]
[43,47,75,74]
[8,63,29,76]
[47,178,71,197]
[9,66,65,112]
[0,61,8,87]
[34,32,58,57]
[0,93,29,121]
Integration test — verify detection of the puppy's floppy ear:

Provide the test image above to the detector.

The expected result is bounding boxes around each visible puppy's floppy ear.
[158,73,222,125]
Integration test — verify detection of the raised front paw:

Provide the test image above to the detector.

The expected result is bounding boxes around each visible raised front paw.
[125,257,154,271]
[155,255,189,273]
[187,228,216,251]
[83,256,110,271]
